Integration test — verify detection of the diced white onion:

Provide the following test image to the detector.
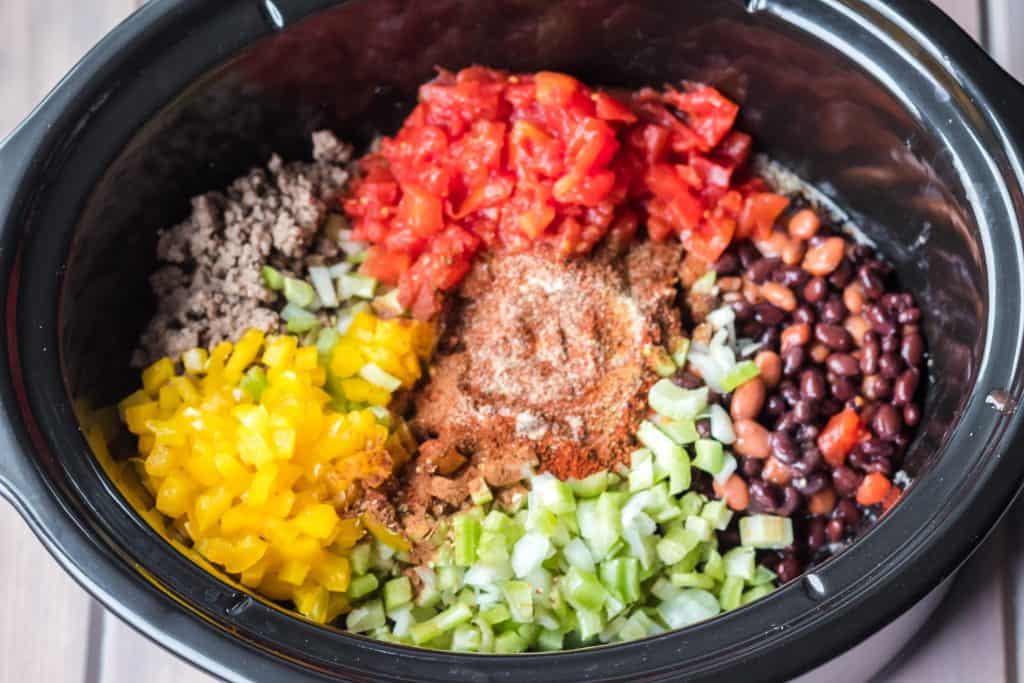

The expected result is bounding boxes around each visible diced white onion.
[512,531,552,578]
[709,404,736,445]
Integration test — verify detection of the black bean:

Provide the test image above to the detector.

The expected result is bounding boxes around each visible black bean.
[836,498,862,526]
[820,399,842,416]
[861,339,879,375]
[826,353,859,376]
[793,399,817,424]
[754,302,786,326]
[748,257,781,283]
[782,347,805,376]
[863,375,892,400]
[820,296,847,324]
[858,266,884,299]
[765,394,787,417]
[737,241,758,268]
[777,487,803,516]
[794,472,828,495]
[881,334,899,353]
[793,305,816,325]
[759,326,781,348]
[831,465,861,496]
[826,518,845,543]
[878,352,902,378]
[793,446,822,476]
[718,528,742,550]
[750,480,780,511]
[780,381,801,406]
[673,371,703,389]
[881,293,901,311]
[901,333,924,366]
[815,323,853,351]
[847,448,870,472]
[863,304,896,336]
[829,376,856,401]
[714,252,740,276]
[777,555,802,583]
[893,369,920,406]
[892,432,911,450]
[774,266,810,288]
[696,418,712,438]
[798,425,821,444]
[860,439,894,459]
[807,518,827,552]
[731,299,755,321]
[740,320,764,339]
[799,368,827,401]
[828,259,854,288]
[850,244,874,263]
[903,403,921,427]
[865,258,892,276]
[803,277,827,303]
[872,404,902,439]
[897,307,921,324]
[775,411,799,434]
[741,457,764,478]
[770,430,800,463]
[864,455,893,475]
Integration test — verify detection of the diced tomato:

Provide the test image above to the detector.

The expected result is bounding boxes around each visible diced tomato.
[342,67,754,319]
[361,247,411,284]
[818,409,863,467]
[738,192,790,240]
[856,473,893,507]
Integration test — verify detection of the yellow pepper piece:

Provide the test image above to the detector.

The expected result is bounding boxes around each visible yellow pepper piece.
[361,513,411,553]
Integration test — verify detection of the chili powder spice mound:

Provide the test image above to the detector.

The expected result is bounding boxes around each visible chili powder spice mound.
[411,239,684,482]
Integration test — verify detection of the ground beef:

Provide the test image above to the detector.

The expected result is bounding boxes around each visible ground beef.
[410,241,685,492]
[133,131,353,366]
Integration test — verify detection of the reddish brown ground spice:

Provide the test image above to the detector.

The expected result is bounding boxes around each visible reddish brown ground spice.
[410,239,684,487]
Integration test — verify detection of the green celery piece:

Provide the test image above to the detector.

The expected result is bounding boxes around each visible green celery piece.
[500,580,534,622]
[410,603,474,645]
[453,514,482,566]
[562,566,607,612]
[347,573,379,599]
[283,276,316,308]
[719,575,745,611]
[261,265,285,291]
[239,366,267,402]
[383,576,413,610]
[722,360,760,392]
[692,439,725,475]
[346,599,386,633]
[494,631,528,654]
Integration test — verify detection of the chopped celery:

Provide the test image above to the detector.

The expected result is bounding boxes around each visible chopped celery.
[471,481,494,505]
[750,566,778,587]
[348,573,379,600]
[679,492,704,518]
[309,265,339,308]
[438,565,465,594]
[628,449,655,491]
[315,327,341,361]
[349,543,372,576]
[658,589,721,629]
[531,474,576,514]
[645,345,677,377]
[693,439,725,475]
[384,576,413,610]
[410,603,474,645]
[701,500,734,531]
[452,624,482,652]
[576,608,605,641]
[719,575,745,611]
[261,265,285,291]
[685,514,713,542]
[480,603,511,625]
[453,514,482,567]
[563,538,595,572]
[647,381,708,420]
[655,416,699,445]
[739,515,794,550]
[567,471,609,498]
[691,270,717,294]
[669,572,717,590]
[636,422,691,494]
[537,628,565,651]
[703,549,725,582]
[283,277,317,308]
[721,360,760,392]
[708,404,736,445]
[359,362,402,392]
[346,599,386,633]
[599,557,640,603]
[239,366,268,401]
[340,273,378,300]
[562,567,607,612]
[656,526,700,565]
[494,631,527,654]
[723,547,756,581]
[281,303,319,333]
[713,454,738,486]
[500,580,534,622]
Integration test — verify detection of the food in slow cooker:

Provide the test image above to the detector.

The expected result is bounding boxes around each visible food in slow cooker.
[100,67,924,652]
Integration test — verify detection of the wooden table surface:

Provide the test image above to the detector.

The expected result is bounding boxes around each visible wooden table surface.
[0,1,1016,681]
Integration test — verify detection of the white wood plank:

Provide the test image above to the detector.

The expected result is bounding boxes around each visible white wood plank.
[0,504,95,682]
[876,526,1010,682]
[931,0,982,40]
[99,612,221,683]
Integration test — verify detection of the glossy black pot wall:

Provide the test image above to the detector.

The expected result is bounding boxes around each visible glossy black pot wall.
[1,1,1024,681]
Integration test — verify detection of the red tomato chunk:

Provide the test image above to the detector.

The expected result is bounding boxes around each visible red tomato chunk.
[344,66,788,319]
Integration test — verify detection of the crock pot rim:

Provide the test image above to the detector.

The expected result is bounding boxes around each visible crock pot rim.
[2,1,1024,682]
